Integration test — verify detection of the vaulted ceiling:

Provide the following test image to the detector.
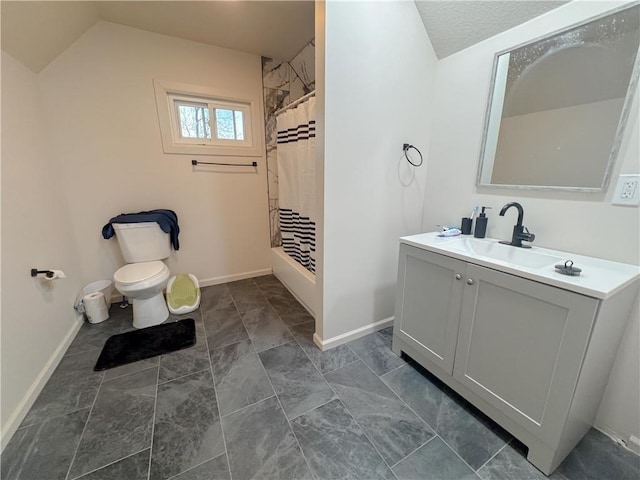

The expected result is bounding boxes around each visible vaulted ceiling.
[1,1,316,72]
[1,1,569,73]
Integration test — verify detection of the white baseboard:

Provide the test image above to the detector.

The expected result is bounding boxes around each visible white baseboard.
[197,268,273,288]
[313,317,394,351]
[107,269,274,305]
[1,316,83,452]
[594,424,640,456]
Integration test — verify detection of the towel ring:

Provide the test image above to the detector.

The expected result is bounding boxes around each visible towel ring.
[403,144,423,167]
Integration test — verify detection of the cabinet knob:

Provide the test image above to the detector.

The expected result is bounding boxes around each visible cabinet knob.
[467,278,474,285]
[455,274,462,280]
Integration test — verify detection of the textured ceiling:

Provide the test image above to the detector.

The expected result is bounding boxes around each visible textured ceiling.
[1,1,315,73]
[2,0,572,73]
[415,0,570,58]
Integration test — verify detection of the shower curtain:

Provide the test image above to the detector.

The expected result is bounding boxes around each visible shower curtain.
[276,97,316,274]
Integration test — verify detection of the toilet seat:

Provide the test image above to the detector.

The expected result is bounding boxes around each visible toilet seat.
[114,261,168,286]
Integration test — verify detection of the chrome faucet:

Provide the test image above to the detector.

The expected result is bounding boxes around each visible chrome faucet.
[499,202,535,248]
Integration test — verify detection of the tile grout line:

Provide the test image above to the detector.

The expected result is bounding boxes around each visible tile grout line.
[245,294,324,478]
[69,447,150,480]
[208,289,469,479]
[319,357,361,375]
[380,368,483,474]
[164,452,227,480]
[220,394,278,419]
[475,438,511,473]
[388,435,438,469]
[435,432,486,479]
[316,328,399,475]
[156,366,210,387]
[326,349,403,479]
[145,360,162,480]
[251,329,318,480]
[17,404,94,433]
[380,370,438,433]
[334,330,508,478]
[286,395,338,423]
[63,370,106,480]
[334,397,401,480]
[381,359,412,377]
[203,309,234,480]
[103,363,159,383]
[348,347,460,476]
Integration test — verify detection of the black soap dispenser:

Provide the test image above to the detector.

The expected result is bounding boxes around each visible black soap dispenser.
[474,207,491,238]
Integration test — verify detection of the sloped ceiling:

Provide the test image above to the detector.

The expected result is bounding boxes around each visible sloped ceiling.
[2,0,571,73]
[415,0,569,58]
[1,1,315,73]
[1,1,100,73]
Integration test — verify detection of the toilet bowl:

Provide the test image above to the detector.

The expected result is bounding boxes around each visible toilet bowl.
[111,222,172,329]
[114,261,170,329]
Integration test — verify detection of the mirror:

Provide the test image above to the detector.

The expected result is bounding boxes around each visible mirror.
[477,4,640,192]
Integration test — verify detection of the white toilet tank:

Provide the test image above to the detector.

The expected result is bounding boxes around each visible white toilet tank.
[113,222,171,263]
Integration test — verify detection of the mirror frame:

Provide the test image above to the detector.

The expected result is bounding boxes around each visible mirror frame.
[476,3,640,193]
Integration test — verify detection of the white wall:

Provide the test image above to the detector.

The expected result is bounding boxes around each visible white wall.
[1,20,272,448]
[422,0,640,447]
[314,0,326,339]
[320,1,438,340]
[38,22,271,287]
[1,52,84,447]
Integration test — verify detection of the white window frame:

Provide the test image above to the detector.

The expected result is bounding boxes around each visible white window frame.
[154,79,262,157]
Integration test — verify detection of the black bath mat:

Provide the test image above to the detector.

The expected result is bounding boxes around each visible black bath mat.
[94,318,196,371]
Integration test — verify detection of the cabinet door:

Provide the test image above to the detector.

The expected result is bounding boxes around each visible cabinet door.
[395,245,466,374]
[453,264,599,443]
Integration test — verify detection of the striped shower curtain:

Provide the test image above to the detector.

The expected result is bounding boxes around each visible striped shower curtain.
[276,97,316,274]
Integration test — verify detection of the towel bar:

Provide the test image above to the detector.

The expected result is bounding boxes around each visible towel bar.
[191,160,257,167]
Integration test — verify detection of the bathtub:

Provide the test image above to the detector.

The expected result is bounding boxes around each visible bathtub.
[271,247,316,317]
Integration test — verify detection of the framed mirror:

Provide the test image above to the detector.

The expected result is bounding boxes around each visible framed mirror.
[477,4,640,192]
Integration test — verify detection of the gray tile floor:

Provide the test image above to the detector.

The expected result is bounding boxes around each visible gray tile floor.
[2,274,639,480]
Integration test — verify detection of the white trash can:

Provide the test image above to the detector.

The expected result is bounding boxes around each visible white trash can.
[82,280,113,309]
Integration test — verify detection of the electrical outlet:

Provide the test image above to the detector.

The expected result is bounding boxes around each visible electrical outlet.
[612,174,640,206]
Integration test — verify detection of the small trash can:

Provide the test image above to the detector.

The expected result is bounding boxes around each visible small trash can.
[82,280,113,309]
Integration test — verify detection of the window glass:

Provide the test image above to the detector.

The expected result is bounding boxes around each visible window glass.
[234,111,245,140]
[215,109,236,139]
[177,103,211,139]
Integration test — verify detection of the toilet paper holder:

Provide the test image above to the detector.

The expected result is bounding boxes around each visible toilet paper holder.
[31,268,54,278]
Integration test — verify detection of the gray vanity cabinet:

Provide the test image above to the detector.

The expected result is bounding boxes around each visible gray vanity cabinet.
[392,242,637,475]
[393,245,466,374]
[453,263,599,446]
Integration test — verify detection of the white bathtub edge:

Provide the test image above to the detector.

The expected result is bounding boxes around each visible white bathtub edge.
[271,247,316,317]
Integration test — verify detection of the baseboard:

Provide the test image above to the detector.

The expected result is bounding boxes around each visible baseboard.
[107,269,274,305]
[198,268,273,288]
[594,425,640,456]
[1,316,83,452]
[313,316,394,351]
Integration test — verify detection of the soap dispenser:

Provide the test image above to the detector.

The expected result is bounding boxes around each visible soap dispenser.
[474,207,491,238]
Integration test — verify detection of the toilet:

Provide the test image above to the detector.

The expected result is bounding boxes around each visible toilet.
[112,222,171,329]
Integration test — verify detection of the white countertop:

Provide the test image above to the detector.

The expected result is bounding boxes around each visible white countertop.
[400,232,640,300]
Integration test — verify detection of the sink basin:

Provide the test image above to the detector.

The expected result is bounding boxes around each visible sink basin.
[443,237,562,269]
[400,231,640,300]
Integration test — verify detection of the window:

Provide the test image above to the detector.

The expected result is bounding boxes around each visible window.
[154,80,261,157]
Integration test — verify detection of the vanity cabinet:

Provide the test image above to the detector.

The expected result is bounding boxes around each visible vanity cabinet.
[392,240,639,475]
[393,247,465,375]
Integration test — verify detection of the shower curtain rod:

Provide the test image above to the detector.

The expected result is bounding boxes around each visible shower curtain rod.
[274,90,316,116]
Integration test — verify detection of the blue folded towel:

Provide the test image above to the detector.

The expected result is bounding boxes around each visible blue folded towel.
[102,209,180,250]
